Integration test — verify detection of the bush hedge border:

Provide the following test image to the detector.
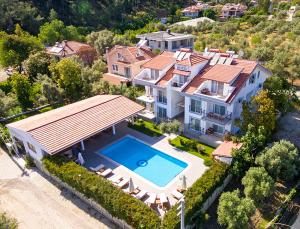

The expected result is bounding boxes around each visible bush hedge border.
[42,156,161,229]
[43,156,229,229]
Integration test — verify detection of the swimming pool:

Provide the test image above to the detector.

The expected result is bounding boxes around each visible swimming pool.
[100,136,188,187]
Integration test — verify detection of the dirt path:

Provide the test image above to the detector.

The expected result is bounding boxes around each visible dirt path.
[0,150,116,229]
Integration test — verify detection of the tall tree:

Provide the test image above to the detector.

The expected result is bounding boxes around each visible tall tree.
[11,73,33,110]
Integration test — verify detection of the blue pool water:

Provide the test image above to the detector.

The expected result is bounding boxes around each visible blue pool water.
[100,136,188,187]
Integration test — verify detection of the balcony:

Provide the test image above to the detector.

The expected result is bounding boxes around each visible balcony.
[157,97,167,105]
[189,106,204,115]
[137,94,155,104]
[196,85,235,101]
[203,112,232,125]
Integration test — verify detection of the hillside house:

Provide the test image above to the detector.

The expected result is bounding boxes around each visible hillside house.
[221,3,247,19]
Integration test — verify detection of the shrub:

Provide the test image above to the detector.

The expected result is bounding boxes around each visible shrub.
[242,167,275,204]
[255,140,300,181]
[217,189,255,229]
[162,161,229,228]
[0,212,18,229]
[25,154,36,168]
[43,156,161,229]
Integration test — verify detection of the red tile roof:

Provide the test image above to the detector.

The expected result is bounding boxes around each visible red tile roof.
[102,73,130,86]
[7,95,144,154]
[178,54,209,66]
[46,41,95,56]
[109,45,155,64]
[202,64,243,83]
[142,51,176,70]
[156,67,175,87]
[173,69,190,76]
[212,141,243,158]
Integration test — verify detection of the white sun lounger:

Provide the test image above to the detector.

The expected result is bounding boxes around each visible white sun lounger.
[147,193,157,206]
[108,174,122,184]
[89,164,105,172]
[97,168,112,177]
[117,178,129,188]
[135,190,147,200]
[172,190,183,200]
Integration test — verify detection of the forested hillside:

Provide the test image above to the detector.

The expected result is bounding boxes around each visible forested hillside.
[0,0,187,34]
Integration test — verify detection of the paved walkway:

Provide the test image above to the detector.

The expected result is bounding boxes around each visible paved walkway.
[0,149,115,229]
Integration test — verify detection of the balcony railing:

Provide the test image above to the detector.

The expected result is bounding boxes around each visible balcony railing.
[189,106,204,115]
[204,112,232,125]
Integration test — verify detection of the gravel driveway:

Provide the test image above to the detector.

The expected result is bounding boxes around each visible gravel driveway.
[0,150,116,229]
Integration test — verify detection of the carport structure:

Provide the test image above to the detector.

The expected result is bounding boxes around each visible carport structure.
[6,95,144,160]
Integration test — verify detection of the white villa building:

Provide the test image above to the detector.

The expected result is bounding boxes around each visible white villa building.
[134,48,272,137]
[136,30,195,52]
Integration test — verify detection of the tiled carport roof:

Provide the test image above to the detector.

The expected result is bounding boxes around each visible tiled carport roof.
[7,95,144,154]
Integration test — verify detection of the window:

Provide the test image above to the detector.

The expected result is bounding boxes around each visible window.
[27,142,36,153]
[213,104,226,116]
[124,67,131,78]
[158,106,167,118]
[249,73,256,84]
[211,81,224,95]
[157,90,167,104]
[112,64,118,71]
[190,99,202,113]
[117,53,123,60]
[150,69,159,80]
[178,75,187,86]
[257,71,260,79]
[212,124,224,134]
[190,117,201,131]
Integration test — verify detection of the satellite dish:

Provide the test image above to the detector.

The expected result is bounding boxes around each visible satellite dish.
[238,50,244,58]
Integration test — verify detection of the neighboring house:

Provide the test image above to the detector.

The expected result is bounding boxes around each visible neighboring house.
[212,141,242,164]
[46,40,96,65]
[182,3,210,18]
[134,48,272,137]
[220,3,247,19]
[103,45,155,85]
[136,30,195,52]
[6,95,144,162]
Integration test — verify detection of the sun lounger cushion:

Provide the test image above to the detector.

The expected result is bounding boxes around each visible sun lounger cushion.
[147,193,156,204]
[136,190,147,200]
[99,168,112,177]
[159,193,168,204]
[108,174,122,183]
[117,178,129,188]
[172,190,183,200]
[89,164,105,172]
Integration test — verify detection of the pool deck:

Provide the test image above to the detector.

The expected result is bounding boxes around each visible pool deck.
[81,121,208,216]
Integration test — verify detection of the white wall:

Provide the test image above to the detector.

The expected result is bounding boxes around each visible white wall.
[8,127,47,161]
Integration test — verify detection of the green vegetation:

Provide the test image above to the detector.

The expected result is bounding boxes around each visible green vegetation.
[0,211,18,229]
[162,161,229,228]
[217,189,256,229]
[24,154,36,169]
[169,135,215,166]
[158,120,181,135]
[43,156,161,229]
[256,140,300,181]
[128,119,162,137]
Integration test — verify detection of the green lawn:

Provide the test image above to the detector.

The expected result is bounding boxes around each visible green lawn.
[128,119,162,137]
[169,135,215,166]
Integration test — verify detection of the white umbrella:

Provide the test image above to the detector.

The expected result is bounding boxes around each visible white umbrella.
[78,152,85,165]
[128,177,134,193]
[180,175,187,191]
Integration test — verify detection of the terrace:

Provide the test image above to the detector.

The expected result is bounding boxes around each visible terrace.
[71,121,208,216]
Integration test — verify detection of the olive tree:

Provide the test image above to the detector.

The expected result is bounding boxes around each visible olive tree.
[256,140,300,181]
[217,189,255,229]
[242,167,275,204]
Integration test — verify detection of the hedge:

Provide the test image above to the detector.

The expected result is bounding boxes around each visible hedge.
[43,156,161,229]
[162,161,230,228]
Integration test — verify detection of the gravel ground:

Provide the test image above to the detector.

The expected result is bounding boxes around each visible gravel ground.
[0,150,116,229]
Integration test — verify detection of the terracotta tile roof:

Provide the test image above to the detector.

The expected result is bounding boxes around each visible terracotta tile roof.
[102,73,130,86]
[212,141,242,158]
[202,64,243,83]
[230,59,257,74]
[225,73,248,103]
[46,41,94,56]
[182,64,213,94]
[177,54,209,66]
[7,95,144,154]
[156,67,175,87]
[142,51,176,70]
[173,69,190,76]
[109,45,155,64]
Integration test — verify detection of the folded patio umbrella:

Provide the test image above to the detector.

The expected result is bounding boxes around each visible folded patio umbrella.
[78,152,85,165]
[129,177,134,193]
[180,175,187,190]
